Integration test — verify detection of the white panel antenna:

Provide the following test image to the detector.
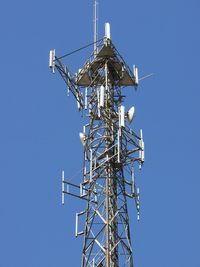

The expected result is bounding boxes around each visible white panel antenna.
[97,87,100,117]
[119,106,125,128]
[139,129,145,168]
[79,132,85,145]
[105,22,111,40]
[133,65,139,85]
[100,86,105,107]
[49,49,55,73]
[118,129,120,163]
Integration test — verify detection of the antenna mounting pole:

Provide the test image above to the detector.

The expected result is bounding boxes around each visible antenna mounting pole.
[93,0,98,56]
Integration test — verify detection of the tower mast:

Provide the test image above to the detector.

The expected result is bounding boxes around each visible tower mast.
[49,4,144,267]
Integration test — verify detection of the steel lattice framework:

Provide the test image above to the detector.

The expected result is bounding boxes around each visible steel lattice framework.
[49,24,145,267]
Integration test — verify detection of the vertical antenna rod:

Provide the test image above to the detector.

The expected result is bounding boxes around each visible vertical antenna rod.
[93,0,98,55]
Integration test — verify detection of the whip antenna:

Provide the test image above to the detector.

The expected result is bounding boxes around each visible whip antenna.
[93,0,98,55]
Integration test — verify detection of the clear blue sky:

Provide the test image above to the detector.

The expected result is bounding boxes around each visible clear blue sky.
[0,0,199,266]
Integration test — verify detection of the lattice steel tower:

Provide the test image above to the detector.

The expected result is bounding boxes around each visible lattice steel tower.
[49,3,145,267]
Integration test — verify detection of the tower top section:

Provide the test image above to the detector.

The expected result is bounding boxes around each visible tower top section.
[49,21,139,111]
[76,23,138,87]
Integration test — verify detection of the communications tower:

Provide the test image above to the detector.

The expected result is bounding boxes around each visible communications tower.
[49,3,145,266]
